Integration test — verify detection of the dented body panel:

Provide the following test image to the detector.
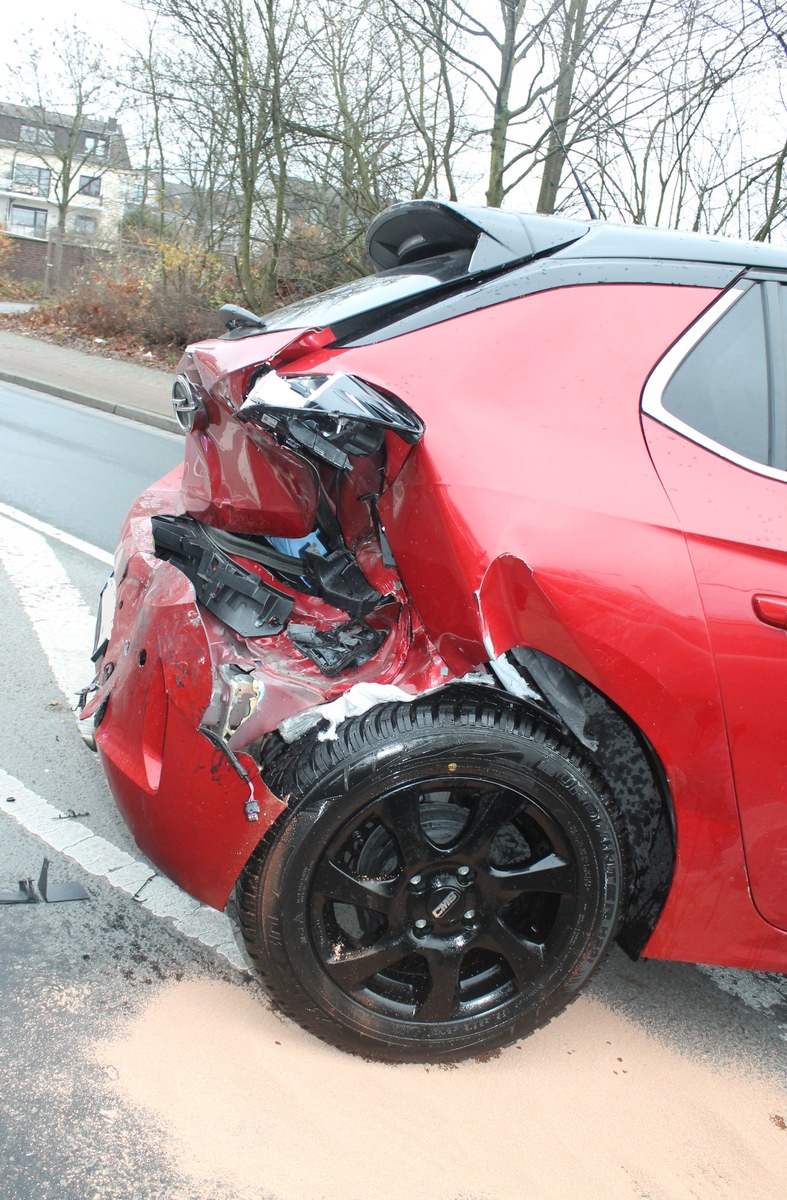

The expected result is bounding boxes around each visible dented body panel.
[80,466,449,910]
[81,201,787,979]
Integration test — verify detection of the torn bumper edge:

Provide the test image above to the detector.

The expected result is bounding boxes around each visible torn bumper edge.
[78,538,289,912]
[78,713,97,752]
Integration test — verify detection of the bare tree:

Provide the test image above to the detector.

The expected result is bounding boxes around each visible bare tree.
[131,0,469,300]
[391,1,672,213]
[289,0,470,268]
[403,0,466,201]
[747,0,787,239]
[576,0,781,238]
[136,0,311,307]
[122,0,787,318]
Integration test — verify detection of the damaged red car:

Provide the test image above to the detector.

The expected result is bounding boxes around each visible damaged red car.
[79,200,787,1061]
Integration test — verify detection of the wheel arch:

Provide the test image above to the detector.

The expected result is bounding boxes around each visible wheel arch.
[482,650,675,957]
[475,553,679,955]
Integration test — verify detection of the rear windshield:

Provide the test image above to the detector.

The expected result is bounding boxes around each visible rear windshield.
[258,250,472,331]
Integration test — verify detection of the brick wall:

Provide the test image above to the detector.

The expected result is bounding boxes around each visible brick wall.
[1,232,110,290]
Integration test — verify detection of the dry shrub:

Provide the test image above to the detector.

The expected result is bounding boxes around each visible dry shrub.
[5,225,366,350]
[272,219,364,306]
[37,240,228,349]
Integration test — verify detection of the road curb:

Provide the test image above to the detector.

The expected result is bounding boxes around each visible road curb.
[0,369,182,435]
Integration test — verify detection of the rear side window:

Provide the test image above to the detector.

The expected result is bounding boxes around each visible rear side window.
[257,250,472,332]
[661,286,771,467]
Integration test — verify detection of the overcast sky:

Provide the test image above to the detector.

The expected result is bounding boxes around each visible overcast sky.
[1,0,148,78]
[0,0,494,205]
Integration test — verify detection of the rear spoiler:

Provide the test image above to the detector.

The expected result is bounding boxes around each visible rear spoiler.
[366,200,589,275]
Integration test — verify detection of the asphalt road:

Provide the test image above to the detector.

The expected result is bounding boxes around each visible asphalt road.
[0,383,182,553]
[0,385,232,1198]
[0,383,785,1200]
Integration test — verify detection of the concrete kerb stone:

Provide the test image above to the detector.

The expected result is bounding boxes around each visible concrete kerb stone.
[0,369,183,436]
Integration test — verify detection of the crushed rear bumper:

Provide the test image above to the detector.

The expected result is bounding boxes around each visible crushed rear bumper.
[78,470,448,910]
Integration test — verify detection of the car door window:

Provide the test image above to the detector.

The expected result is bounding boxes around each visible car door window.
[660,285,771,467]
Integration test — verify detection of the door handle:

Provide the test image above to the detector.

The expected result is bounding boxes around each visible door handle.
[752,594,787,630]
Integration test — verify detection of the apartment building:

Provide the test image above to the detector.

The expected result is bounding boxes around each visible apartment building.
[0,101,141,246]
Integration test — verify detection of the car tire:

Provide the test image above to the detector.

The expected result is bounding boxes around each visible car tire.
[237,694,630,1062]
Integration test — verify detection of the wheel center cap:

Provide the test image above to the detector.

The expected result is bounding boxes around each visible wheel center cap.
[429,886,462,922]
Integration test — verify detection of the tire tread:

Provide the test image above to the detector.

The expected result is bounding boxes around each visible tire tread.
[237,695,631,1061]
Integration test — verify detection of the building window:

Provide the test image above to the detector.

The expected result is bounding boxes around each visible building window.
[18,123,54,147]
[13,164,51,198]
[78,175,101,198]
[128,178,145,205]
[73,214,97,235]
[10,204,47,237]
[83,135,107,159]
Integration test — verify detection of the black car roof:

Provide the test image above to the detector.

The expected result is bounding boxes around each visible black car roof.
[367,200,787,274]
[557,219,787,271]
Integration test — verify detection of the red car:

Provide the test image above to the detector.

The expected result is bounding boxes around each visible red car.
[79,200,787,1061]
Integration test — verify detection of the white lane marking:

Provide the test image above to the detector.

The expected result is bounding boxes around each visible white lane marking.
[0,511,250,971]
[0,501,113,566]
[0,768,247,971]
[0,515,96,704]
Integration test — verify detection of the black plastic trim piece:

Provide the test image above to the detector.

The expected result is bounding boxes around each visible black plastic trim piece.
[153,515,386,624]
[339,257,742,347]
[152,514,294,639]
[302,546,385,617]
[203,525,315,585]
[288,619,386,675]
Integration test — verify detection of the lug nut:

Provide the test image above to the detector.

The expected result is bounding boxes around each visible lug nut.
[413,918,430,937]
[457,865,473,883]
[462,909,476,925]
[409,874,425,893]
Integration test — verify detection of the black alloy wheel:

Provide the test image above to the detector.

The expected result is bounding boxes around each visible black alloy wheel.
[238,696,629,1062]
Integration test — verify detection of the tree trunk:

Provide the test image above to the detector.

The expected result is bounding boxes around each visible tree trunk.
[485,1,521,207]
[536,0,588,214]
[44,228,64,297]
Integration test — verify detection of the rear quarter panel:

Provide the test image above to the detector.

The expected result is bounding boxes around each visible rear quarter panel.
[309,283,787,969]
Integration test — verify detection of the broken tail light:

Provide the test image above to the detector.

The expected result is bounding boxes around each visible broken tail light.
[237,370,424,471]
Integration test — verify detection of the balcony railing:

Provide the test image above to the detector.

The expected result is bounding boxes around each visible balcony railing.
[6,222,47,240]
[0,177,50,199]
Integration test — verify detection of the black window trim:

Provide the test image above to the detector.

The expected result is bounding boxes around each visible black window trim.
[642,277,787,482]
[767,281,787,468]
[10,202,48,237]
[78,174,101,198]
